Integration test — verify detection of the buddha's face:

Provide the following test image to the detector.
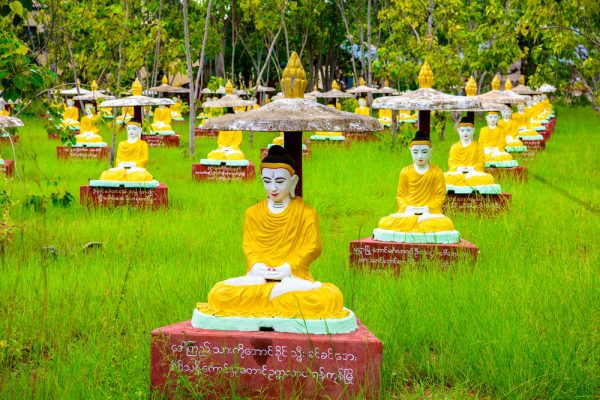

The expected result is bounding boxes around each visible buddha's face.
[126,125,142,141]
[457,125,474,141]
[67,99,74,107]
[410,144,432,167]
[486,113,499,126]
[358,98,366,108]
[261,167,298,203]
[85,108,92,116]
[517,104,525,113]
[501,108,512,120]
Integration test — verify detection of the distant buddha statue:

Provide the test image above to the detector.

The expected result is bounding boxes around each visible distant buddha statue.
[354,98,370,117]
[373,131,459,243]
[75,108,103,143]
[61,99,80,129]
[478,111,515,163]
[378,108,392,126]
[0,100,9,116]
[195,146,348,320]
[170,96,184,120]
[150,105,173,133]
[399,110,417,123]
[99,123,153,182]
[205,82,246,161]
[115,106,134,126]
[498,108,525,149]
[444,117,497,187]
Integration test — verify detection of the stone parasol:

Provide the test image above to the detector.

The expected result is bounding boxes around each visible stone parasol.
[200,87,213,94]
[215,85,237,95]
[253,84,275,93]
[537,83,556,93]
[0,115,24,128]
[511,75,541,95]
[99,79,175,110]
[372,62,481,137]
[149,76,190,94]
[375,80,398,95]
[202,81,254,108]
[203,51,382,197]
[306,85,321,97]
[347,78,375,95]
[60,80,92,96]
[73,81,114,101]
[315,80,353,99]
[478,74,528,105]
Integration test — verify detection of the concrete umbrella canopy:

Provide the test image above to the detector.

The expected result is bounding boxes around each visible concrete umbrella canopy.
[0,115,24,128]
[149,75,191,94]
[203,51,382,197]
[59,80,92,96]
[478,74,529,105]
[347,77,376,95]
[511,75,541,95]
[202,81,255,109]
[372,61,481,138]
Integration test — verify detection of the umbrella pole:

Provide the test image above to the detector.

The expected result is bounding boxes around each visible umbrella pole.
[418,110,431,138]
[110,107,117,167]
[391,110,398,143]
[283,131,303,198]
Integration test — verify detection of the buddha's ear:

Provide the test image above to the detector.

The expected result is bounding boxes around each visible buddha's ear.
[290,174,299,199]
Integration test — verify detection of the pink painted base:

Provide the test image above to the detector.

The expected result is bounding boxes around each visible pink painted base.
[56,146,109,160]
[150,320,382,399]
[444,192,511,214]
[349,237,479,269]
[485,165,528,181]
[192,163,256,182]
[141,134,180,148]
[194,128,219,137]
[80,183,168,209]
[521,139,546,151]
[0,160,14,177]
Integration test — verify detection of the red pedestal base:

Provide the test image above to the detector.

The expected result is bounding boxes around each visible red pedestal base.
[540,129,550,141]
[444,192,511,214]
[349,238,479,269]
[0,135,19,144]
[521,139,546,151]
[194,127,219,137]
[260,147,311,159]
[47,132,60,140]
[0,160,14,177]
[141,134,180,148]
[56,146,109,160]
[192,163,256,182]
[344,132,379,142]
[150,320,382,399]
[485,165,528,181]
[80,183,168,209]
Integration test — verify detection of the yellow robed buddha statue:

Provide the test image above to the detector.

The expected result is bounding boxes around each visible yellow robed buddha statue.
[193,146,355,333]
[498,108,525,150]
[75,108,103,143]
[61,99,80,129]
[354,97,370,117]
[0,100,9,117]
[444,117,499,191]
[99,122,153,182]
[205,82,246,161]
[373,131,460,244]
[170,96,184,120]
[479,111,517,166]
[150,105,173,133]
[378,108,392,126]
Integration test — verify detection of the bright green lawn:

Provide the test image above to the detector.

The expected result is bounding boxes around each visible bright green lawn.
[1,106,599,399]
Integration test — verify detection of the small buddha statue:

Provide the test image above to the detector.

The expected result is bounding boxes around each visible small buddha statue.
[444,118,497,188]
[99,123,153,182]
[115,106,134,126]
[195,146,349,320]
[373,131,459,243]
[61,99,80,129]
[378,109,393,126]
[206,130,245,160]
[478,111,515,164]
[75,108,103,143]
[354,98,370,117]
[170,96,184,120]
[498,108,525,150]
[0,100,9,117]
[512,103,544,140]
[150,105,173,134]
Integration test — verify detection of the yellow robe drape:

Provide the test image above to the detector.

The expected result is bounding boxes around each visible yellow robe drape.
[354,106,370,117]
[115,139,149,168]
[444,141,495,186]
[207,130,245,160]
[151,107,172,131]
[479,126,513,161]
[498,119,524,147]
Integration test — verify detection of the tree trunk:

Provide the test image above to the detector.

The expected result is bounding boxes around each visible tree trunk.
[150,0,163,90]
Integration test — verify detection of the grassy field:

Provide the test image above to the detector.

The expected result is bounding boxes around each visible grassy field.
[1,106,599,399]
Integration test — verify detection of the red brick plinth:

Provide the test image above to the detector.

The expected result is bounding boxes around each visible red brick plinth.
[260,147,311,159]
[80,183,168,209]
[485,165,528,181]
[344,132,379,142]
[521,139,546,151]
[539,128,550,141]
[57,146,109,160]
[48,132,60,140]
[194,127,219,137]
[0,160,14,177]
[192,163,256,182]
[0,135,19,144]
[349,238,479,269]
[141,134,180,148]
[150,320,382,399]
[444,192,511,214]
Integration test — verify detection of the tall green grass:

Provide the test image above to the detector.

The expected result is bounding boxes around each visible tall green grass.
[0,107,598,399]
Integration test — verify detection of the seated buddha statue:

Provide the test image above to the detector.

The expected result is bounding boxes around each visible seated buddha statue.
[378,108,393,126]
[61,99,80,129]
[170,97,184,120]
[206,130,245,160]
[115,106,134,126]
[498,108,525,150]
[99,107,113,119]
[354,98,370,117]
[512,104,544,140]
[399,109,417,123]
[0,102,9,117]
[478,112,517,166]
[99,123,153,182]
[75,108,103,144]
[444,118,498,189]
[150,105,173,134]
[195,146,349,322]
[373,131,459,243]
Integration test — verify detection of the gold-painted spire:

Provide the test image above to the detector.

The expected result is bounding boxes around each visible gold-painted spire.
[91,80,98,91]
[359,77,366,86]
[465,76,477,96]
[281,51,307,98]
[418,61,434,89]
[162,75,168,85]
[332,80,340,91]
[505,78,513,91]
[519,75,525,85]
[491,74,501,91]
[384,79,389,87]
[225,80,234,95]
[76,78,81,88]
[313,84,318,91]
[132,78,143,96]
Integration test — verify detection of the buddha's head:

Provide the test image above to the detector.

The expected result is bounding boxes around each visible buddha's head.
[517,103,525,113]
[85,107,93,116]
[501,107,512,120]
[260,145,299,202]
[126,122,142,142]
[457,117,475,143]
[409,131,432,167]
[358,98,367,108]
[67,99,74,107]
[486,111,499,127]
